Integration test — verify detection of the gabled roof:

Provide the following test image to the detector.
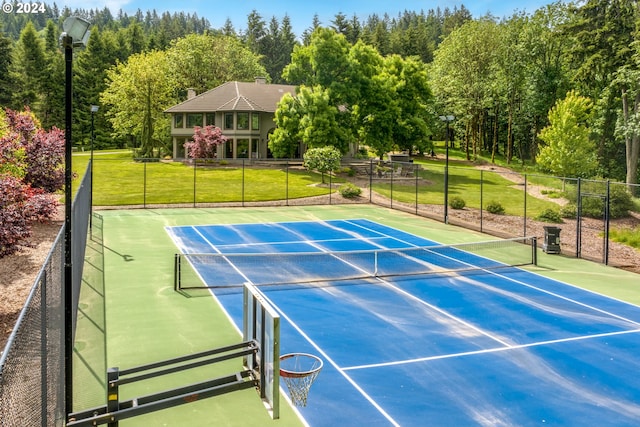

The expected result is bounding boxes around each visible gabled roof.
[164,81,296,113]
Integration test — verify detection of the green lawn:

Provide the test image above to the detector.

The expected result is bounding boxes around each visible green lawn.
[73,151,339,205]
[373,161,560,216]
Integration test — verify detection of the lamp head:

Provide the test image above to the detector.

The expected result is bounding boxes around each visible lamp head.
[62,16,91,47]
[91,105,99,113]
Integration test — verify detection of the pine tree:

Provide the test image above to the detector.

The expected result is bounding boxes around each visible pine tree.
[9,22,46,112]
[0,25,13,107]
[40,20,65,129]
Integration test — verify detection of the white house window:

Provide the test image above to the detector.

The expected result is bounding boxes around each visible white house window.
[186,113,203,128]
[251,113,260,130]
[237,112,249,130]
[224,113,234,130]
[174,114,183,128]
[205,113,215,127]
[237,139,249,158]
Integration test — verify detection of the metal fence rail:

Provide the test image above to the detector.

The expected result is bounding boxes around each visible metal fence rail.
[1,157,637,426]
[89,158,638,268]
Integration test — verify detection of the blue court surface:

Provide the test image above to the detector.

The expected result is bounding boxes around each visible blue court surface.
[166,219,640,427]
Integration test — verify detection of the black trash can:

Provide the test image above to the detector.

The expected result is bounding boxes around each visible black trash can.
[543,226,561,254]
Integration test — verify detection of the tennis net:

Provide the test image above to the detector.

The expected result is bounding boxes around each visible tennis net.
[174,236,538,291]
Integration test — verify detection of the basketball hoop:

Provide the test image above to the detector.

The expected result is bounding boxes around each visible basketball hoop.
[279,353,323,407]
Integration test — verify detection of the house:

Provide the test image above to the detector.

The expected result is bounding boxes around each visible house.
[165,78,297,160]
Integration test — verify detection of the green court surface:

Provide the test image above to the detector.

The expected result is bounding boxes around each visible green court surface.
[73,204,640,426]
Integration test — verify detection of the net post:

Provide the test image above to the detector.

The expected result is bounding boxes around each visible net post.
[532,237,538,266]
[374,250,378,276]
[173,254,180,292]
[107,367,120,427]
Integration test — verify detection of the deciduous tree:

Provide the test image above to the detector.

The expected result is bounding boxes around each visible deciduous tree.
[184,125,227,159]
[303,145,341,183]
[537,91,597,178]
[101,50,177,157]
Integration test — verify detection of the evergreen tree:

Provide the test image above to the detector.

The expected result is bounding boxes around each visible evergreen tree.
[0,25,13,107]
[9,22,46,113]
[75,27,117,149]
[39,20,64,129]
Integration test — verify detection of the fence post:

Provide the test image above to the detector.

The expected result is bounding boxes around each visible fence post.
[480,170,484,233]
[329,168,332,205]
[40,272,48,427]
[415,165,419,215]
[390,161,394,209]
[242,159,245,207]
[369,159,373,202]
[193,158,197,208]
[576,178,582,258]
[604,180,610,265]
[524,174,528,237]
[143,162,147,209]
[107,367,120,427]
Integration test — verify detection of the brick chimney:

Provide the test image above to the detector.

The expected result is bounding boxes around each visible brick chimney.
[187,88,196,99]
[255,77,267,84]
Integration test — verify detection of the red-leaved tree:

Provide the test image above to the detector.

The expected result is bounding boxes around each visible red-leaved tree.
[24,127,65,192]
[0,174,57,257]
[0,108,60,257]
[184,125,227,159]
[4,109,65,192]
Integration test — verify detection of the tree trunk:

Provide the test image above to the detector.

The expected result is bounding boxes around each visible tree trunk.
[491,105,499,164]
[622,88,640,195]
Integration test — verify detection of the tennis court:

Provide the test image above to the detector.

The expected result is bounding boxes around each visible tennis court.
[165,218,640,426]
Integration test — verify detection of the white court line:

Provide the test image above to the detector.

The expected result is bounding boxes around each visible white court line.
[191,226,255,284]
[344,219,640,328]
[278,221,513,347]
[343,328,640,371]
[212,235,392,249]
[257,290,402,427]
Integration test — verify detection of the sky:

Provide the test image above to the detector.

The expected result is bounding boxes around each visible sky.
[56,0,559,36]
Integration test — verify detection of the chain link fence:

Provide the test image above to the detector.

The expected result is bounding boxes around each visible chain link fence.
[0,164,92,426]
[1,157,637,425]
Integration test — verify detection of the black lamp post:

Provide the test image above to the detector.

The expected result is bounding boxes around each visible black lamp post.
[61,15,91,418]
[439,115,455,224]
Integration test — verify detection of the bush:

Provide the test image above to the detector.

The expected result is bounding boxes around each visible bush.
[560,204,577,219]
[0,174,57,257]
[24,128,65,192]
[610,228,640,250]
[0,108,60,257]
[339,182,361,199]
[536,208,563,223]
[336,166,355,177]
[486,201,505,215]
[449,196,466,209]
[303,146,342,183]
[184,125,227,159]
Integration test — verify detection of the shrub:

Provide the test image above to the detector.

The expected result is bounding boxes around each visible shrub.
[339,182,361,199]
[0,174,57,257]
[536,208,563,223]
[303,146,342,184]
[560,204,577,219]
[337,166,355,177]
[610,228,640,250]
[184,125,227,159]
[24,127,65,193]
[486,200,505,215]
[449,196,466,209]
